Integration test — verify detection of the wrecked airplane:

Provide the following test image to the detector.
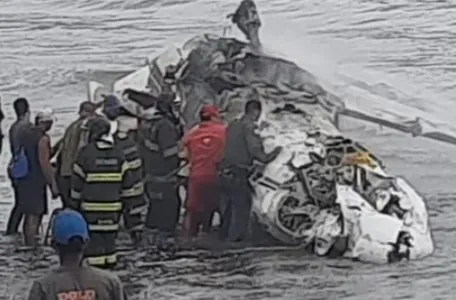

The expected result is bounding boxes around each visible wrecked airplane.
[87,0,438,263]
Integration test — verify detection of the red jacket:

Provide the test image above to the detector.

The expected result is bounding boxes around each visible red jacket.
[182,120,226,178]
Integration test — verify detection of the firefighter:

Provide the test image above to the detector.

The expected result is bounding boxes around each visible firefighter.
[104,94,147,244]
[53,101,97,208]
[70,117,139,268]
[138,94,181,237]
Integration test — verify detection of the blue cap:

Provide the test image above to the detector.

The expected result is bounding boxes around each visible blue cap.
[52,209,89,245]
[103,95,121,120]
[104,95,121,109]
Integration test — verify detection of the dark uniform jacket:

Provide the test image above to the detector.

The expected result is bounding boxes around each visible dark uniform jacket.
[70,139,141,265]
[138,115,180,179]
[222,114,272,171]
[58,118,86,177]
[114,131,147,231]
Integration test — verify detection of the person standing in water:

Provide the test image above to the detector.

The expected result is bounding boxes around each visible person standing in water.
[104,94,147,244]
[180,104,226,238]
[219,98,282,242]
[26,209,127,300]
[138,97,182,238]
[70,117,139,268]
[53,101,97,207]
[17,109,59,247]
[5,97,32,236]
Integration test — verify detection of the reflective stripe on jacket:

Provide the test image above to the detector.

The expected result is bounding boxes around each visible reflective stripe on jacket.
[86,253,117,266]
[115,131,147,231]
[138,116,180,177]
[70,140,132,233]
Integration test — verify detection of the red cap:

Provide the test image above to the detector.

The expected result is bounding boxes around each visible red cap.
[201,104,220,118]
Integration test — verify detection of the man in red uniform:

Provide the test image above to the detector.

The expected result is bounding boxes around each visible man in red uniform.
[180,104,226,238]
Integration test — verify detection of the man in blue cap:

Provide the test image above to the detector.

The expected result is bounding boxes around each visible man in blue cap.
[26,209,127,300]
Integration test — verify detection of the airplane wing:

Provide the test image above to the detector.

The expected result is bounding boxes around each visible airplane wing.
[337,89,456,147]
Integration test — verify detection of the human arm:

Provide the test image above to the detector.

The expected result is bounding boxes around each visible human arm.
[244,122,282,164]
[50,137,63,159]
[70,149,87,210]
[9,126,15,157]
[215,125,227,165]
[178,127,195,159]
[26,281,45,300]
[178,142,189,159]
[178,134,189,159]
[157,120,180,162]
[38,135,59,197]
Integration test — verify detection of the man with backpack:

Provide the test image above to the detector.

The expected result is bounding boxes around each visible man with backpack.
[5,98,32,236]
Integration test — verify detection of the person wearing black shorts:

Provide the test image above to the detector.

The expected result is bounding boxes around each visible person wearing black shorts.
[17,110,59,246]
